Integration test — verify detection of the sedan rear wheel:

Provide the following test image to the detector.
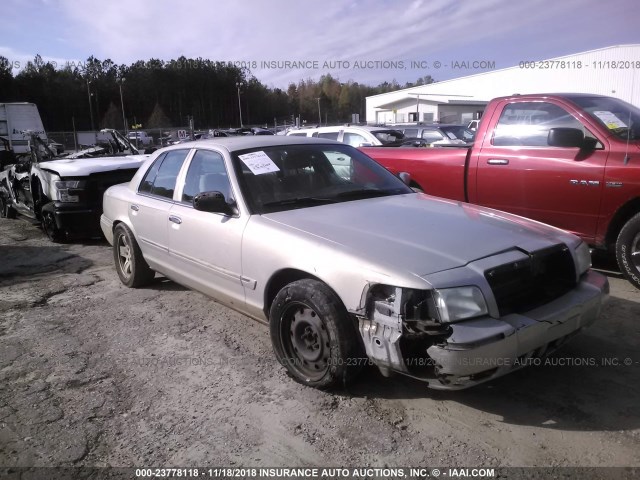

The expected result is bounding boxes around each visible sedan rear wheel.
[113,223,154,288]
[269,279,364,389]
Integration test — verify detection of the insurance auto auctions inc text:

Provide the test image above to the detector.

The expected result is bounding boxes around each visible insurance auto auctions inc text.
[224,59,496,70]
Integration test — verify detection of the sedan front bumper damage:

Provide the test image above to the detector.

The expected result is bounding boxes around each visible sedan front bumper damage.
[358,270,609,390]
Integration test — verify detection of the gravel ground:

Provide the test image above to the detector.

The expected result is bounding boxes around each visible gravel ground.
[0,216,639,469]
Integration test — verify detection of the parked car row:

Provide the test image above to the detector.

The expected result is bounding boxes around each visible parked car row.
[286,124,474,148]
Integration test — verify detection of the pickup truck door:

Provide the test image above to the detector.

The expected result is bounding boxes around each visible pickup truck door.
[129,149,191,270]
[167,149,248,308]
[474,99,607,242]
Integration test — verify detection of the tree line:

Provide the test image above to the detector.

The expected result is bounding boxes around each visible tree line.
[0,55,435,132]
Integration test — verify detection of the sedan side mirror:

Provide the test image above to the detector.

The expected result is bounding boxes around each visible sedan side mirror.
[193,191,235,216]
[548,128,586,149]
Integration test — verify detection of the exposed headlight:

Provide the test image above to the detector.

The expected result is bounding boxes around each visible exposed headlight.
[575,241,592,275]
[434,286,488,323]
[54,180,85,203]
[364,284,488,328]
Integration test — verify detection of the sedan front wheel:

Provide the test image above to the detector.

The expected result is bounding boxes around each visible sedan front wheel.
[269,279,364,389]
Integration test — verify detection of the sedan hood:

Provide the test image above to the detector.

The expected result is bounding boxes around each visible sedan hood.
[263,194,577,277]
[40,155,148,176]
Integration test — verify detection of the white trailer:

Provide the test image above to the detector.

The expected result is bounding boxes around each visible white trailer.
[0,103,47,154]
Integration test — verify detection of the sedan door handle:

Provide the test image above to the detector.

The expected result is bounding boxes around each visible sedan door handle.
[487,158,509,165]
[130,204,139,211]
[169,215,182,225]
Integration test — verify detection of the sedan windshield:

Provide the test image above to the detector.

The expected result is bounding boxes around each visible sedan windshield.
[232,144,413,213]
[569,95,640,140]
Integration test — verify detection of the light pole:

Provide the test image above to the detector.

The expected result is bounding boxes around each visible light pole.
[116,77,127,134]
[236,82,243,127]
[316,97,321,126]
[86,78,95,131]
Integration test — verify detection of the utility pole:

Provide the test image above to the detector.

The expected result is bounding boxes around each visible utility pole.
[316,97,321,126]
[236,82,243,127]
[86,78,94,131]
[116,77,127,134]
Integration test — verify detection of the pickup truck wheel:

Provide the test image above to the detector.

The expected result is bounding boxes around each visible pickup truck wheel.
[41,211,66,243]
[113,223,155,288]
[616,213,640,290]
[269,279,364,389]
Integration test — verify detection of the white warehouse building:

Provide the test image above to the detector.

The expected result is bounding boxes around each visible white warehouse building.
[366,44,640,125]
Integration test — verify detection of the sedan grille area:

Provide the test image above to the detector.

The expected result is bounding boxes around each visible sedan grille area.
[485,245,577,317]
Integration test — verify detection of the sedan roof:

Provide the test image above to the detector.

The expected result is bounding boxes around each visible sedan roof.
[162,135,341,154]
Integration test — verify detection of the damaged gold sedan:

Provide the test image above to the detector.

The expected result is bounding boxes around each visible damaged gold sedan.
[100,137,608,390]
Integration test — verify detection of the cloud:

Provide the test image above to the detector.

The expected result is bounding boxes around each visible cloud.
[1,0,639,87]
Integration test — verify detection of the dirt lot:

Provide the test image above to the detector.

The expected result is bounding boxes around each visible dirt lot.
[1,216,639,469]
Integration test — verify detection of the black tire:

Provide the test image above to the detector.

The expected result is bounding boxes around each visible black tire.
[616,213,640,290]
[113,223,155,288]
[269,279,364,389]
[0,195,17,219]
[41,210,66,243]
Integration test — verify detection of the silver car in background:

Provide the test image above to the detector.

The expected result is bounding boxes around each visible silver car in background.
[100,136,608,390]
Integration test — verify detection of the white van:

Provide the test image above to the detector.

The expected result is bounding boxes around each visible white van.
[0,103,47,154]
[286,125,404,147]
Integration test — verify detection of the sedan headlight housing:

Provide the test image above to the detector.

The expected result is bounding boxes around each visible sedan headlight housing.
[433,286,488,323]
[54,180,85,203]
[574,241,591,276]
[365,283,488,328]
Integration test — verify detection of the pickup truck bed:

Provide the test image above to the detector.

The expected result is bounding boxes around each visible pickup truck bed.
[360,145,470,201]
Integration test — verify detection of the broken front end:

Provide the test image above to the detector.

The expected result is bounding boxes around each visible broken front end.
[356,243,609,390]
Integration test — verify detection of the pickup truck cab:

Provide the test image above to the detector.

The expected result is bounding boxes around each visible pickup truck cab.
[362,93,640,289]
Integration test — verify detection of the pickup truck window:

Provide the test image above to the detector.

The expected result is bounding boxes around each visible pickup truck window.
[344,132,367,147]
[493,102,597,147]
[313,131,340,140]
[139,149,189,199]
[422,130,446,143]
[568,95,640,140]
[182,150,231,203]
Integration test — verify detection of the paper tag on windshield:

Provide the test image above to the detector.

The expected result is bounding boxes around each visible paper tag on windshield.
[593,111,628,129]
[238,151,280,175]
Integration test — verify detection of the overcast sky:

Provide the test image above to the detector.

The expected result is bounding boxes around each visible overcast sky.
[1,0,639,88]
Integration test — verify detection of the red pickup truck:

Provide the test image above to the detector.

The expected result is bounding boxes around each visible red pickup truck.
[362,93,640,289]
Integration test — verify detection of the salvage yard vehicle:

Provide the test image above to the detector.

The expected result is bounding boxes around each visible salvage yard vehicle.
[0,102,47,155]
[128,131,154,147]
[287,125,405,147]
[0,130,147,241]
[392,124,475,146]
[362,93,640,290]
[100,136,608,390]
